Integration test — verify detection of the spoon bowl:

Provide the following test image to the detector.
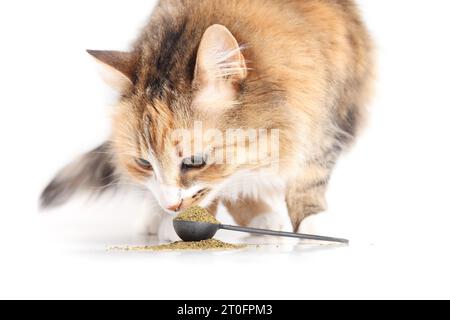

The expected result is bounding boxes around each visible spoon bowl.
[173,220,220,242]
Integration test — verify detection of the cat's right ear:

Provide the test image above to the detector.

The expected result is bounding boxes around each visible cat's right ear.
[194,25,248,88]
[87,50,137,91]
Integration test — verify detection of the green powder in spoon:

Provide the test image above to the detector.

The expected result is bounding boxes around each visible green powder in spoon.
[174,206,220,224]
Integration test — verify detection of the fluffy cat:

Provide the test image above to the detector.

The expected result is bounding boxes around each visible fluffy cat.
[41,0,374,240]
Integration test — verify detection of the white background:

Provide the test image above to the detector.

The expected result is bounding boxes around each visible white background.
[1,0,450,300]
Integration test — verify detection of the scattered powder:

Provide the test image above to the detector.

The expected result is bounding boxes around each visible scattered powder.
[108,207,242,252]
[174,206,220,224]
[109,239,246,252]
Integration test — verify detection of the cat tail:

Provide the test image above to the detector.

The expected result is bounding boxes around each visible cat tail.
[40,142,119,209]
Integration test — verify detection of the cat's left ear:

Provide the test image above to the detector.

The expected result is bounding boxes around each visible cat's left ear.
[194,25,248,88]
[87,50,137,91]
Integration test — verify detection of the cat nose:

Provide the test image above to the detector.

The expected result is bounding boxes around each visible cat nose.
[166,201,183,212]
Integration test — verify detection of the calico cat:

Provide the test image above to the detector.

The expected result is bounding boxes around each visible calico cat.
[41,0,374,240]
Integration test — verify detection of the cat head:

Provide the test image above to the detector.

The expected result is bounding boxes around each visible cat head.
[89,25,278,213]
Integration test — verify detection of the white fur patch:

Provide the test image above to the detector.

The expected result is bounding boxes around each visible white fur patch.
[216,169,286,203]
[201,169,293,232]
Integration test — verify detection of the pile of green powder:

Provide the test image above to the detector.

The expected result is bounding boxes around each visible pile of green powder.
[109,239,245,252]
[108,206,245,252]
[174,206,220,224]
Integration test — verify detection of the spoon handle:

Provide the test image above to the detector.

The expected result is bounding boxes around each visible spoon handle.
[219,224,349,244]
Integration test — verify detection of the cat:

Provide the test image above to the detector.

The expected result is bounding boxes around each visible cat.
[41,0,374,241]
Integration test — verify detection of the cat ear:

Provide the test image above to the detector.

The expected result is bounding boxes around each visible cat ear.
[194,24,248,86]
[87,50,137,91]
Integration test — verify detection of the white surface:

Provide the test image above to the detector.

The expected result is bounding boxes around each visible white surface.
[1,0,450,299]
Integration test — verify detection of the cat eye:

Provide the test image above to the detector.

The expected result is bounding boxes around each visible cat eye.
[181,154,207,171]
[136,158,153,171]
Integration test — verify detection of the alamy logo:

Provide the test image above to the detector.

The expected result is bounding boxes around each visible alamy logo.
[172,121,280,169]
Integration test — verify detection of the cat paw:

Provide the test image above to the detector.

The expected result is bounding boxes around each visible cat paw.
[248,212,292,232]
[157,214,181,242]
[299,213,332,235]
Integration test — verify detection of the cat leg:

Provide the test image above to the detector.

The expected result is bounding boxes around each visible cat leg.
[223,195,293,232]
[135,199,165,236]
[286,162,330,232]
[135,203,180,241]
[157,213,181,242]
[133,197,179,241]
